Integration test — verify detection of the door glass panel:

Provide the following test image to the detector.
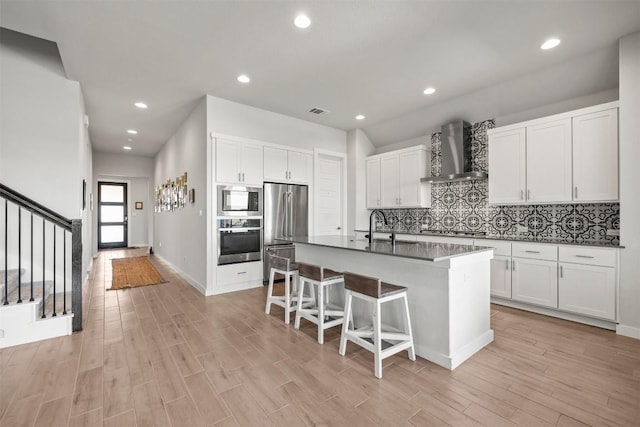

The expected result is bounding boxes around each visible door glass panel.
[101,185,124,202]
[100,205,124,222]
[101,226,124,243]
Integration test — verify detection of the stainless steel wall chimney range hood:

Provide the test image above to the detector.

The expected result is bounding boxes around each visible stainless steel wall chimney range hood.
[421,120,488,183]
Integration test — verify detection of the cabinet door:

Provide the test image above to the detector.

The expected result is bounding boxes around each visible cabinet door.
[488,128,526,204]
[572,108,618,202]
[398,150,421,206]
[241,142,264,185]
[216,138,241,183]
[365,158,381,208]
[559,263,616,320]
[288,151,313,183]
[511,258,558,308]
[263,146,288,182]
[380,155,399,207]
[490,255,512,298]
[526,119,572,203]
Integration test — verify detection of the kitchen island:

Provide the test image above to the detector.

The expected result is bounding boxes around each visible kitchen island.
[283,235,495,370]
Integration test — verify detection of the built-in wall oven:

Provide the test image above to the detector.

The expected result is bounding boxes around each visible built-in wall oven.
[217,185,262,217]
[217,218,262,265]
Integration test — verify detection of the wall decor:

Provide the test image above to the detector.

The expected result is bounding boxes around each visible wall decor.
[189,188,195,204]
[135,202,143,210]
[154,173,189,213]
[376,119,620,246]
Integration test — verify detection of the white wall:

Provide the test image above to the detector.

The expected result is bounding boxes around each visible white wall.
[618,31,640,338]
[92,152,154,254]
[0,28,93,287]
[154,98,207,293]
[206,96,347,153]
[347,129,375,233]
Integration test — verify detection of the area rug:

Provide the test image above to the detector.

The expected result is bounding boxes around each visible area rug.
[109,256,166,290]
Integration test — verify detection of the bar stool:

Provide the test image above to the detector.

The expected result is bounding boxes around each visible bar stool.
[265,255,303,324]
[294,263,345,344]
[339,272,416,379]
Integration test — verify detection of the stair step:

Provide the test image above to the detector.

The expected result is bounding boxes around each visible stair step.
[39,291,73,318]
[0,268,26,285]
[3,280,52,305]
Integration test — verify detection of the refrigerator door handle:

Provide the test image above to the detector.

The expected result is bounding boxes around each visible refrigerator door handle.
[287,191,293,237]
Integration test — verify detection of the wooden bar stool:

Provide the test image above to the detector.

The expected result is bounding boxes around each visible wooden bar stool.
[265,254,304,324]
[294,262,345,344]
[339,272,416,379]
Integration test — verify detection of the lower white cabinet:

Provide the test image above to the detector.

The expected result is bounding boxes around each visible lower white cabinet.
[217,261,263,287]
[558,263,616,320]
[490,256,512,299]
[511,257,558,309]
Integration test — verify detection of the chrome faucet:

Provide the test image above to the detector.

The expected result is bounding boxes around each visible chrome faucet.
[368,209,389,244]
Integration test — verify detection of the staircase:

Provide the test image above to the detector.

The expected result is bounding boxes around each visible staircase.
[0,183,82,348]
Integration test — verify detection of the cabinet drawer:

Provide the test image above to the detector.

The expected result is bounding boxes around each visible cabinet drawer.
[416,235,474,245]
[476,239,511,256]
[512,243,557,261]
[217,261,263,286]
[559,246,617,267]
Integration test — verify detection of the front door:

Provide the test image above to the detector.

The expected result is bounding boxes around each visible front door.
[98,182,128,249]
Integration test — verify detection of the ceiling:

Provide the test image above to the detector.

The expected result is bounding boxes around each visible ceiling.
[1,1,640,157]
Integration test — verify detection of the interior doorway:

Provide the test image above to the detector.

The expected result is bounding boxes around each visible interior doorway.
[98,181,128,249]
[315,151,346,235]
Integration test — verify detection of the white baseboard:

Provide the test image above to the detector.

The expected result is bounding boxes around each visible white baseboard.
[616,324,640,340]
[209,280,263,296]
[153,254,207,295]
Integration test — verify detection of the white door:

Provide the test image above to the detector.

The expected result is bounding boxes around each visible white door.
[216,138,241,183]
[288,151,313,184]
[572,108,618,202]
[490,255,512,298]
[558,263,616,320]
[511,258,558,308]
[380,155,399,207]
[263,146,288,182]
[366,158,381,208]
[315,153,344,235]
[526,119,572,203]
[241,142,264,185]
[488,128,526,204]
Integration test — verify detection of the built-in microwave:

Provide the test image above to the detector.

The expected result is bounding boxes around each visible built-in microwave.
[217,185,262,216]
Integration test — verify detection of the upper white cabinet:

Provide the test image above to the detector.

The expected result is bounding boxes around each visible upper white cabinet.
[366,146,430,209]
[488,102,619,204]
[488,128,526,204]
[263,146,312,184]
[216,138,263,185]
[366,157,381,208]
[572,108,619,202]
[526,119,573,203]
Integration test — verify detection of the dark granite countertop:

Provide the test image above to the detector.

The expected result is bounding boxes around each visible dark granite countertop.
[354,230,622,248]
[278,235,494,262]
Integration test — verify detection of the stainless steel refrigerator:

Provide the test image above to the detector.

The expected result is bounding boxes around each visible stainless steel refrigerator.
[263,182,309,282]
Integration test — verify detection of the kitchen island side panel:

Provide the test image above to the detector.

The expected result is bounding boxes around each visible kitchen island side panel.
[295,243,493,370]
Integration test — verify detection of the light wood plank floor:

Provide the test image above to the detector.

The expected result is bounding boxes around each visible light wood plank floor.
[1,248,639,426]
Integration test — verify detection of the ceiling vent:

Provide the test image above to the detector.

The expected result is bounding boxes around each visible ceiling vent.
[308,107,329,115]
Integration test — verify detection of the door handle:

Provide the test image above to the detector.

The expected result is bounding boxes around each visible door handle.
[242,172,245,182]
[520,190,524,200]
[505,259,509,270]
[336,227,341,230]
[574,186,578,199]
[527,189,531,200]
[559,265,563,278]
[512,260,515,271]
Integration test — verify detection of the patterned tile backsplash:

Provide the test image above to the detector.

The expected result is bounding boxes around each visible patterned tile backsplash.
[377,119,620,245]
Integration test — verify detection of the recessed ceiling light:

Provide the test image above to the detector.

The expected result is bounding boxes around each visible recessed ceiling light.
[134,101,148,109]
[123,146,132,150]
[294,14,311,29]
[355,115,365,120]
[541,38,560,50]
[237,75,251,83]
[423,87,436,95]
[127,129,138,135]
[127,138,133,142]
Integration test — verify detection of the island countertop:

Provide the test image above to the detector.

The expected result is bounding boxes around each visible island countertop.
[278,235,493,262]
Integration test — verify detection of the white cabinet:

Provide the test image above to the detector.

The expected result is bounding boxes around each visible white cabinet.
[216,261,263,289]
[526,119,572,203]
[366,158,381,208]
[511,243,558,309]
[488,102,619,204]
[263,146,312,184]
[558,246,617,320]
[366,146,430,209]
[572,108,619,202]
[488,128,526,204]
[216,138,263,185]
[477,240,512,299]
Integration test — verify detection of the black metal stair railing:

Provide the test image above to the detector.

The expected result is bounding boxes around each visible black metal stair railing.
[0,183,83,332]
